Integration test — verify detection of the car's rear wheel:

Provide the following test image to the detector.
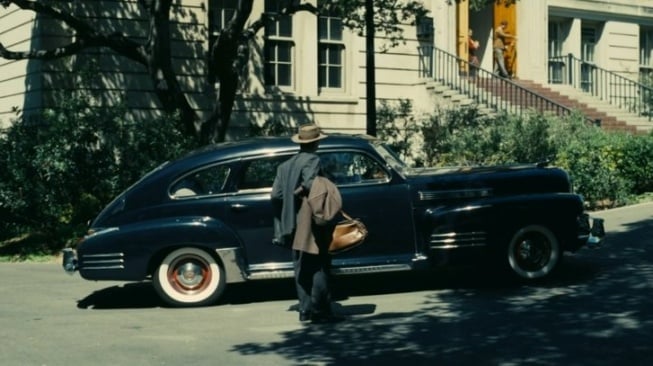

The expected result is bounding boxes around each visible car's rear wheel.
[153,247,225,307]
[507,225,560,280]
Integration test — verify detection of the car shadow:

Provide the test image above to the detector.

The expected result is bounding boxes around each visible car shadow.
[77,283,164,309]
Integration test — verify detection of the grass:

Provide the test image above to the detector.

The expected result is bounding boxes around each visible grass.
[0,232,62,263]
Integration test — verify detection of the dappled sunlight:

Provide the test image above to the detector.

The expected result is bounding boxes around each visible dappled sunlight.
[230,216,653,365]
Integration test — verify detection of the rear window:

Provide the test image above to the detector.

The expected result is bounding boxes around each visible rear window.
[170,165,230,198]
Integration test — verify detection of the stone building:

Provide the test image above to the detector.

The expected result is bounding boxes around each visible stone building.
[1,0,652,133]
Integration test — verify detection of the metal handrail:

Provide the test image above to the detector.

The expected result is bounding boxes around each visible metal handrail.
[431,47,594,124]
[549,53,653,121]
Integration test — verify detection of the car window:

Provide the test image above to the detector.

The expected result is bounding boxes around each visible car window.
[170,165,230,198]
[320,152,389,185]
[237,156,289,191]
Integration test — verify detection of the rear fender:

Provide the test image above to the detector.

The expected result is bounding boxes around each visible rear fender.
[80,216,246,282]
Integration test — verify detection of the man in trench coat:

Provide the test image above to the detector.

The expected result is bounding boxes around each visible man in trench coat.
[271,124,342,323]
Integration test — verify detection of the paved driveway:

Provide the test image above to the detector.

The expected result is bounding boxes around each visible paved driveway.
[1,203,652,365]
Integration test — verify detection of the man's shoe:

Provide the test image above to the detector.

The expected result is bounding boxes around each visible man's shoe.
[299,311,311,322]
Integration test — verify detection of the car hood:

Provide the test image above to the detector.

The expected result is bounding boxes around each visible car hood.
[404,164,572,196]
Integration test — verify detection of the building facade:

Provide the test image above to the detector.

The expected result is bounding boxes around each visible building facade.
[1,0,652,134]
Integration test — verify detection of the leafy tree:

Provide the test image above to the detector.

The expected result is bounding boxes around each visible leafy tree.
[0,63,193,249]
[0,0,427,144]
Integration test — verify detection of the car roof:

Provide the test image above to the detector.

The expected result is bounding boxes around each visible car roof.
[179,133,378,163]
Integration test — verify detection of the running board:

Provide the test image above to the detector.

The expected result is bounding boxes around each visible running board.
[247,263,412,281]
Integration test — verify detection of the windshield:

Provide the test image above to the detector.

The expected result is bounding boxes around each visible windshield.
[373,143,407,176]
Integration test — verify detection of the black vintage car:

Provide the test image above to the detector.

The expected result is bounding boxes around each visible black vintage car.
[62,134,604,307]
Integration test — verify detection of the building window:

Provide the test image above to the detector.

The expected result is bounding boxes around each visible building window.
[210,0,237,37]
[548,22,563,58]
[418,46,433,79]
[318,8,344,90]
[548,21,564,84]
[208,0,238,83]
[640,28,653,82]
[417,16,434,79]
[581,27,596,63]
[580,25,597,92]
[264,1,294,87]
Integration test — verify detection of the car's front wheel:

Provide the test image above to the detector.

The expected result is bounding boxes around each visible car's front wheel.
[153,247,225,307]
[507,225,560,280]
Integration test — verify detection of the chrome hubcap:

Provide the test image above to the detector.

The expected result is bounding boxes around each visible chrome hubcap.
[176,262,204,288]
[168,257,210,292]
[515,236,550,270]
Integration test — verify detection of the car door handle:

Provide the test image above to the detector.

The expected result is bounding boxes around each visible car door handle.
[230,203,247,211]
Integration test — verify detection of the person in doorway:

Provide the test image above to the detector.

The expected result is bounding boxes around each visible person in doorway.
[493,20,517,79]
[468,28,481,77]
[271,124,342,324]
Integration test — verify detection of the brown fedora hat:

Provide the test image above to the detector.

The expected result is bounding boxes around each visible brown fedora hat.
[291,124,328,144]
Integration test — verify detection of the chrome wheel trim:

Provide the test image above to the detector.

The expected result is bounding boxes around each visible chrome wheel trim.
[508,225,560,279]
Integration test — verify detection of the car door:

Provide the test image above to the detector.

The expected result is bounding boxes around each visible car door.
[319,150,417,265]
[220,154,294,267]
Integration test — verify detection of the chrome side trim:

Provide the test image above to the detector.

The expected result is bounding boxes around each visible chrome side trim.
[248,270,295,280]
[430,231,487,249]
[83,265,125,270]
[331,264,411,275]
[246,263,412,281]
[419,188,492,201]
[83,253,123,258]
[80,252,125,270]
[83,259,124,265]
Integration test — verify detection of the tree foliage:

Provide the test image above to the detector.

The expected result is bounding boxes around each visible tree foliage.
[0,64,194,248]
[0,0,427,144]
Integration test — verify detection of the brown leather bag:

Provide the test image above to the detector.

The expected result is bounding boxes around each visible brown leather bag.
[329,211,368,255]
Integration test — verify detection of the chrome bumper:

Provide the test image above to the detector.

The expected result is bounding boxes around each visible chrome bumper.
[62,248,78,274]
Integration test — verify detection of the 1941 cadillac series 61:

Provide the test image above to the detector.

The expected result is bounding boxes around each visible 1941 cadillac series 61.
[62,134,604,307]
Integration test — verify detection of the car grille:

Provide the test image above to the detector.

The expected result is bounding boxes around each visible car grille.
[80,252,125,270]
[429,231,487,249]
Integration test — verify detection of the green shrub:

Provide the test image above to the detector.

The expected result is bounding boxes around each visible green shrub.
[555,136,630,208]
[616,134,653,194]
[420,105,495,166]
[0,74,195,252]
[377,99,421,164]
[413,108,641,209]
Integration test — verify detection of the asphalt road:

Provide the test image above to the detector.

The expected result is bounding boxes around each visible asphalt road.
[1,203,652,366]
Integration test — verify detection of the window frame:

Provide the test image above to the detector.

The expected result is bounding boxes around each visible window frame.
[640,27,653,81]
[169,163,232,199]
[318,12,345,92]
[264,1,295,90]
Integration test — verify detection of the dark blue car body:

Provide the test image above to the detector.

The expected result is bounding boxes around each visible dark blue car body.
[63,134,604,307]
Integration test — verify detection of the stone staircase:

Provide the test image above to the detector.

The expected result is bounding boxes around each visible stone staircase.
[425,80,496,117]
[545,83,653,134]
[427,77,652,134]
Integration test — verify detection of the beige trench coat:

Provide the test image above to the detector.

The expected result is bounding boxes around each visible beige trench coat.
[292,176,342,254]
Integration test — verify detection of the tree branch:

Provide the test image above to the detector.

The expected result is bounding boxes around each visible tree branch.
[0,40,86,60]
[1,1,149,64]
[8,0,95,35]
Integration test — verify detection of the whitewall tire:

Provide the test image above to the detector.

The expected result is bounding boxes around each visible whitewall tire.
[507,225,560,280]
[153,247,225,307]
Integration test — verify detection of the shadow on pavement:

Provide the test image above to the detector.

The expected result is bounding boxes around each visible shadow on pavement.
[74,218,653,365]
[228,217,653,365]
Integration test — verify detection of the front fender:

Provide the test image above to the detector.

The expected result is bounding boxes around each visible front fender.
[422,193,585,250]
[78,216,242,281]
